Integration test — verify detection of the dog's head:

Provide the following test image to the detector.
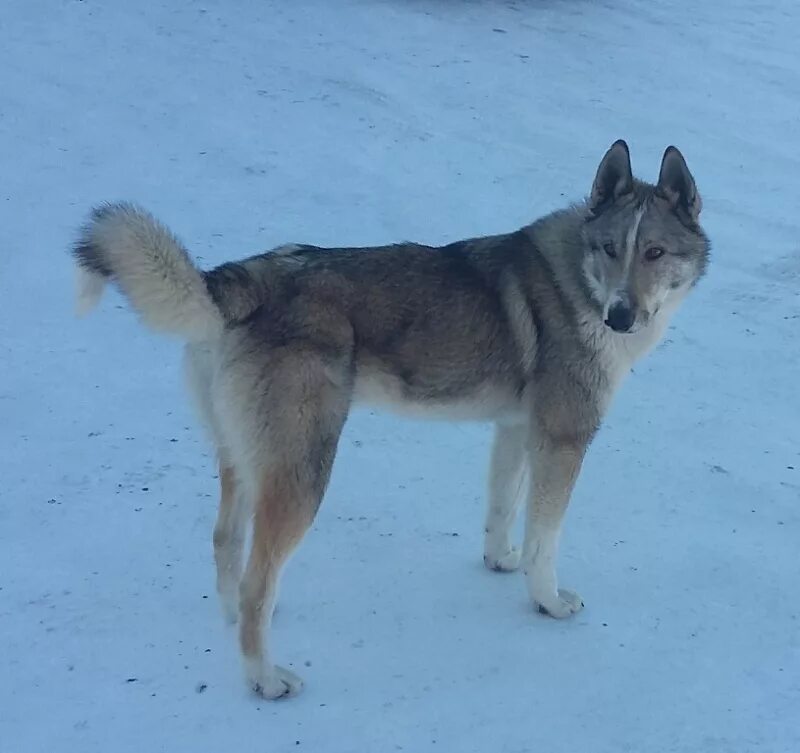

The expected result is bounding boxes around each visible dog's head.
[581,140,710,334]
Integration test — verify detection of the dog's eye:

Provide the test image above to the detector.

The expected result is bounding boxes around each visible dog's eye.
[644,246,665,261]
[603,242,617,259]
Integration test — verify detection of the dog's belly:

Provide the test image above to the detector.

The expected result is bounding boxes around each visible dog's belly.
[352,367,523,423]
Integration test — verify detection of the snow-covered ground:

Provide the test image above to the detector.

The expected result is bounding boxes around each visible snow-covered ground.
[2,1,798,750]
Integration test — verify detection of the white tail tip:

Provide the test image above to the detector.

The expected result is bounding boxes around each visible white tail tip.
[75,267,106,316]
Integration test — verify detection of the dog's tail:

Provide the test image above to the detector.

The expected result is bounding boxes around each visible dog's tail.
[72,202,224,341]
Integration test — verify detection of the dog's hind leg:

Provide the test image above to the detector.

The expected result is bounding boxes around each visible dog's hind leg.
[238,469,318,699]
[228,344,352,700]
[213,462,246,624]
[183,343,246,622]
[483,422,528,572]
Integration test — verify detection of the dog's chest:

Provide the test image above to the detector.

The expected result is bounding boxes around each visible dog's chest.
[593,315,671,392]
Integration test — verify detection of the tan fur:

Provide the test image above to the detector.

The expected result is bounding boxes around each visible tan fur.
[239,471,314,661]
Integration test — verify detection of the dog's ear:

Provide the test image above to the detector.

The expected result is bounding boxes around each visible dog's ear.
[589,140,633,215]
[656,146,702,223]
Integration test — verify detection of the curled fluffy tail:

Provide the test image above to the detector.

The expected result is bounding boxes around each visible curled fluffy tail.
[73,202,223,341]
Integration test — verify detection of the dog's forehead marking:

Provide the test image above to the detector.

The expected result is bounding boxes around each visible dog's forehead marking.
[622,206,645,275]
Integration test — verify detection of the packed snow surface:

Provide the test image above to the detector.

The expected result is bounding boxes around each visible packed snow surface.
[1,1,798,751]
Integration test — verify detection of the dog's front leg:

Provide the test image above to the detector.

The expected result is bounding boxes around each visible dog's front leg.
[521,434,587,618]
[483,422,528,572]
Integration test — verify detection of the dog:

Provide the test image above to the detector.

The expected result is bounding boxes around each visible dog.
[72,140,710,699]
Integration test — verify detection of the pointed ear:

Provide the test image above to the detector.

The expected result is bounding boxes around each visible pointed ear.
[657,146,702,223]
[589,139,634,215]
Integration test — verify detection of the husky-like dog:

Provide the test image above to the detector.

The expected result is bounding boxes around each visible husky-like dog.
[72,140,710,699]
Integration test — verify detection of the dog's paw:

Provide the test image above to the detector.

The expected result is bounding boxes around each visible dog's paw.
[246,662,304,700]
[483,546,521,572]
[534,588,584,619]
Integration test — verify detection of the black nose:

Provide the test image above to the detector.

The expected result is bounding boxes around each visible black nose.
[605,301,635,332]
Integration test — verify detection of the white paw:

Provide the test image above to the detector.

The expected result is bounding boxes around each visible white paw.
[483,546,521,572]
[534,588,584,619]
[246,662,304,700]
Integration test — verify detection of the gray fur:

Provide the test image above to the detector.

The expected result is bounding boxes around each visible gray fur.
[72,141,710,699]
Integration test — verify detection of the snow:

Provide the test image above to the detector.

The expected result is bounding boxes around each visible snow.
[1,0,799,750]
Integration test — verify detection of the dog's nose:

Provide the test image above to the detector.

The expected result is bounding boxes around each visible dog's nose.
[605,301,635,333]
